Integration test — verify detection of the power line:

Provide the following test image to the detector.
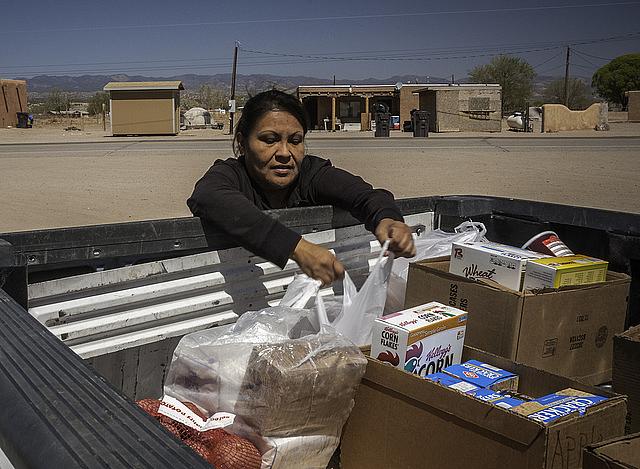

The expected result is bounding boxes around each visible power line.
[238,45,564,62]
[7,32,638,77]
[537,64,568,75]
[0,56,235,70]
[531,52,565,69]
[9,48,566,77]
[4,31,637,73]
[239,31,640,61]
[571,63,596,70]
[571,51,599,67]
[2,2,639,34]
[572,48,615,61]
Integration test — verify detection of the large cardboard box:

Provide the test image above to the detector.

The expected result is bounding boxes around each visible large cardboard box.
[405,258,631,384]
[340,347,627,469]
[583,433,640,469]
[613,325,640,433]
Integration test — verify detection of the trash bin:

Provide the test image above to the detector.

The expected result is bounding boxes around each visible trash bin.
[16,112,31,129]
[412,111,429,137]
[374,112,390,137]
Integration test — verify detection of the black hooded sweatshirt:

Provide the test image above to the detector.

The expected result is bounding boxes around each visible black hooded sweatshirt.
[187,154,403,268]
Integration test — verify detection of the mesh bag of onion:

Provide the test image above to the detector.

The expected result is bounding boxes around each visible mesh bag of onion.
[136,398,261,469]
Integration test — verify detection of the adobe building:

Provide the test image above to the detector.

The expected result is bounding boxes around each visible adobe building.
[103,81,184,136]
[1,79,28,128]
[414,84,502,132]
[627,91,640,122]
[297,83,428,131]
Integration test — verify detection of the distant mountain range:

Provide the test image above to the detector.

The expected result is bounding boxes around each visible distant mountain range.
[14,73,586,99]
[16,73,462,94]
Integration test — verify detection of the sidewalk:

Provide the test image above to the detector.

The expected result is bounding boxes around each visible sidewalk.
[0,121,637,145]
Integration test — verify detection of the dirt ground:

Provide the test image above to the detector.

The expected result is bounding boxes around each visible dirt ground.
[1,118,639,233]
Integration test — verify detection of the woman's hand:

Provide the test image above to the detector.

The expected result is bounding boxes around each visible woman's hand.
[291,238,345,286]
[375,218,417,258]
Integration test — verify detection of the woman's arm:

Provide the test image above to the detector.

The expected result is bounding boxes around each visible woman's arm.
[308,162,416,257]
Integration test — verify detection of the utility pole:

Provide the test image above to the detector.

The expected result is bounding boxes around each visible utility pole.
[333,75,336,85]
[451,74,455,84]
[228,41,239,135]
[563,46,571,108]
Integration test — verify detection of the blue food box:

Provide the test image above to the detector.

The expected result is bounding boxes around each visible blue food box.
[493,396,526,409]
[511,388,608,424]
[468,388,526,409]
[424,373,480,394]
[443,360,519,391]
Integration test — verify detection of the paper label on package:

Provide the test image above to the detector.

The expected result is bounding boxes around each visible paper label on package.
[159,395,206,430]
[159,395,235,431]
[449,381,479,393]
[201,412,236,430]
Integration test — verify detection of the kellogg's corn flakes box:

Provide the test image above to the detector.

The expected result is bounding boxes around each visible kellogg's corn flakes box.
[371,302,467,377]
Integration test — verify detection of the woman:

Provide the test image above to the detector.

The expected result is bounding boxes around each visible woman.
[187,90,415,285]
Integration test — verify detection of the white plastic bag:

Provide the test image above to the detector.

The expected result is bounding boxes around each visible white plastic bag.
[282,241,393,347]
[384,221,487,313]
[280,274,321,309]
[316,240,393,347]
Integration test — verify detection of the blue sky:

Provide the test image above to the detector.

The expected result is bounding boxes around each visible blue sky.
[2,0,639,80]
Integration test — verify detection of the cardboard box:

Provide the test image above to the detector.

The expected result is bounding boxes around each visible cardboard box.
[341,347,627,469]
[405,259,631,384]
[370,302,467,376]
[583,433,640,469]
[523,255,608,290]
[613,325,640,434]
[449,241,548,291]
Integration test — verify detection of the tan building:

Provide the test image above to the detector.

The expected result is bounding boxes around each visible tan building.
[1,79,28,128]
[627,91,640,122]
[414,84,502,132]
[103,81,184,135]
[297,84,427,131]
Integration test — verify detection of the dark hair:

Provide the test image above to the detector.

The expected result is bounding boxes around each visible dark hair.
[233,89,308,156]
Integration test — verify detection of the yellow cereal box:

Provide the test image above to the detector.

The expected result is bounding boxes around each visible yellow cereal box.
[522,255,608,290]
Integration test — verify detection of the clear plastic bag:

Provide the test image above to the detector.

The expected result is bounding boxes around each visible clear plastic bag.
[384,221,487,313]
[164,306,367,438]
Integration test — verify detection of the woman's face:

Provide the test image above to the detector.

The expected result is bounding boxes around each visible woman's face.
[240,110,305,191]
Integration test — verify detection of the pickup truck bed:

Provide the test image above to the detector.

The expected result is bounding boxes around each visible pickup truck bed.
[0,196,638,468]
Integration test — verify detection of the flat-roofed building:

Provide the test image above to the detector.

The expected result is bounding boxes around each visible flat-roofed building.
[414,84,502,132]
[103,81,184,135]
[1,79,28,128]
[627,91,640,122]
[297,83,428,131]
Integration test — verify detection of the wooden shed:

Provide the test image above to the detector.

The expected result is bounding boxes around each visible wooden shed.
[103,81,184,136]
[1,79,28,128]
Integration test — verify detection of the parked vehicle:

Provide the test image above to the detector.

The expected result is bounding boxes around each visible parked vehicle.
[1,196,639,468]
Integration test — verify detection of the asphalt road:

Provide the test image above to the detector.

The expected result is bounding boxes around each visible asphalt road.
[1,136,639,232]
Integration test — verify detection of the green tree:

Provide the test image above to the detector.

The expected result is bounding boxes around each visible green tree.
[468,55,536,114]
[87,92,110,115]
[543,78,595,110]
[43,88,70,113]
[591,53,640,108]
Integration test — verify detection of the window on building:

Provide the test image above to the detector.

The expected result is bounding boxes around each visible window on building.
[339,100,362,118]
